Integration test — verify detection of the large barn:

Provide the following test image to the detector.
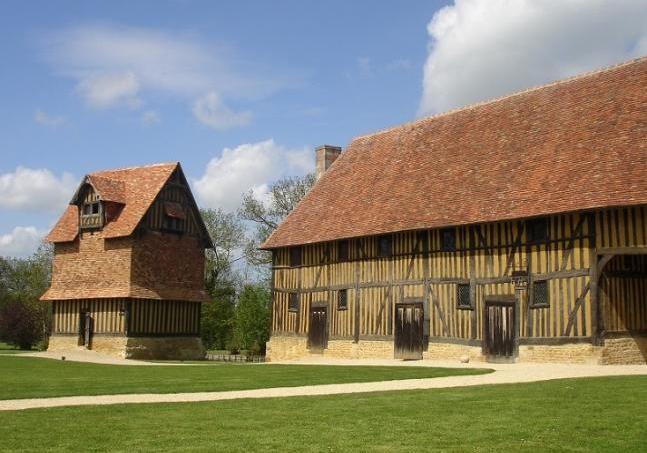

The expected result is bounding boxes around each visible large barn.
[262,57,647,364]
[41,162,211,360]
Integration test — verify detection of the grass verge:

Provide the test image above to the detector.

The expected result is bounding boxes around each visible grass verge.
[0,376,645,452]
[0,355,489,400]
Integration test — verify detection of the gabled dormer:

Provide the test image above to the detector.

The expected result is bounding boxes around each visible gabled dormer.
[76,182,104,230]
[70,174,126,232]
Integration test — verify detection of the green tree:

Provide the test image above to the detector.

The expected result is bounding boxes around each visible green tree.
[232,284,270,354]
[0,243,52,349]
[199,208,245,350]
[239,173,315,269]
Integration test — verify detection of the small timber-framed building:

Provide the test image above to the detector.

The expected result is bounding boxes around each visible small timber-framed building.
[41,162,211,360]
[262,57,647,364]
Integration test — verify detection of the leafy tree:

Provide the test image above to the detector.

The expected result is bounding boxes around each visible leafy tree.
[199,208,245,350]
[232,284,270,354]
[239,173,315,268]
[0,301,44,349]
[0,243,52,349]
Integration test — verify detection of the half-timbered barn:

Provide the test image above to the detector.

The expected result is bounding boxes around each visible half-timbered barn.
[262,57,647,364]
[41,162,211,360]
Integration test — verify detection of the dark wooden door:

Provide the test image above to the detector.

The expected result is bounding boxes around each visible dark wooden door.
[395,303,423,360]
[79,310,93,348]
[484,301,515,360]
[308,306,327,350]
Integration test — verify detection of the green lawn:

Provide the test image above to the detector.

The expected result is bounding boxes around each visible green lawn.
[0,355,489,400]
[0,376,645,452]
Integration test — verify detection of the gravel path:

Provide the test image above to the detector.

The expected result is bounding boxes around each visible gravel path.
[1,360,645,411]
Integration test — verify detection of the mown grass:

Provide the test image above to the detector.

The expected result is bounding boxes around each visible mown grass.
[0,355,489,400]
[0,376,645,452]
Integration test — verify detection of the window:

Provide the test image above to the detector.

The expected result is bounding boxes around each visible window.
[441,228,456,252]
[527,218,548,243]
[80,201,102,229]
[288,293,299,312]
[457,283,472,309]
[163,201,186,233]
[531,280,549,308]
[417,231,429,254]
[289,247,302,267]
[377,235,392,257]
[337,289,348,310]
[337,240,349,262]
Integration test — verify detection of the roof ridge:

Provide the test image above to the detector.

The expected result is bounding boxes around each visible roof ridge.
[89,161,178,176]
[353,55,647,142]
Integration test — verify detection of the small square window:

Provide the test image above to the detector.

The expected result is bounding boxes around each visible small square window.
[377,235,392,257]
[337,240,349,262]
[337,289,348,310]
[288,293,299,312]
[289,247,302,267]
[457,283,471,309]
[531,280,549,308]
[441,228,456,252]
[527,218,548,243]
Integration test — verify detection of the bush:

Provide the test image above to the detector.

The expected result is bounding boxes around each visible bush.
[0,301,46,350]
[232,284,270,352]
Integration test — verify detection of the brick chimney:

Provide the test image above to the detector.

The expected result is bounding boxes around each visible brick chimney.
[315,145,342,181]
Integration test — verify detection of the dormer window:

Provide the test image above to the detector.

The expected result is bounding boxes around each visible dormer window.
[80,201,103,229]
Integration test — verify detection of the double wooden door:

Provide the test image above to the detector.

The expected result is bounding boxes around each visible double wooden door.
[308,305,328,350]
[484,300,516,360]
[395,302,424,360]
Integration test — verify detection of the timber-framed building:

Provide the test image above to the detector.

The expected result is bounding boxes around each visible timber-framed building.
[262,57,647,364]
[41,162,211,360]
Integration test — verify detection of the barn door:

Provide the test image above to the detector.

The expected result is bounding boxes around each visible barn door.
[308,305,328,351]
[484,300,516,361]
[395,302,423,360]
[78,309,93,349]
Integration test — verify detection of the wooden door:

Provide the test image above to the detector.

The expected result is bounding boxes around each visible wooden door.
[308,305,327,350]
[78,310,93,348]
[395,302,423,360]
[484,301,516,360]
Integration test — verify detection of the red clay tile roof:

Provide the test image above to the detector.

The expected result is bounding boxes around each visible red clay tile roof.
[46,162,178,243]
[262,57,647,249]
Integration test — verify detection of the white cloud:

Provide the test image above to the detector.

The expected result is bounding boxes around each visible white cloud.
[192,92,252,130]
[0,226,44,258]
[34,109,66,127]
[76,71,141,108]
[0,167,76,212]
[141,110,160,126]
[42,24,285,118]
[419,0,647,115]
[194,139,312,211]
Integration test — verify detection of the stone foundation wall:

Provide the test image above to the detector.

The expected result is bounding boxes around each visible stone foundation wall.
[424,342,484,362]
[266,334,647,364]
[599,336,647,365]
[518,344,601,364]
[47,334,205,360]
[265,336,308,361]
[47,335,82,352]
[125,337,205,360]
[323,340,394,359]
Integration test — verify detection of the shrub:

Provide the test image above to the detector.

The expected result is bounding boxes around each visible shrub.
[0,301,46,350]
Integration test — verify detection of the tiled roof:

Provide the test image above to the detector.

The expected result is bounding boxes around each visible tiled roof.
[46,162,178,243]
[262,56,647,249]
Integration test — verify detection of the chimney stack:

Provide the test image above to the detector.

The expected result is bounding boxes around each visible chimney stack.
[315,145,342,181]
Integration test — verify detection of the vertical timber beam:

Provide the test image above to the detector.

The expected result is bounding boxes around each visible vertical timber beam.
[354,242,361,343]
[587,213,602,345]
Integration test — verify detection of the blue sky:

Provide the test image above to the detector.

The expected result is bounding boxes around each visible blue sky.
[1,0,646,257]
